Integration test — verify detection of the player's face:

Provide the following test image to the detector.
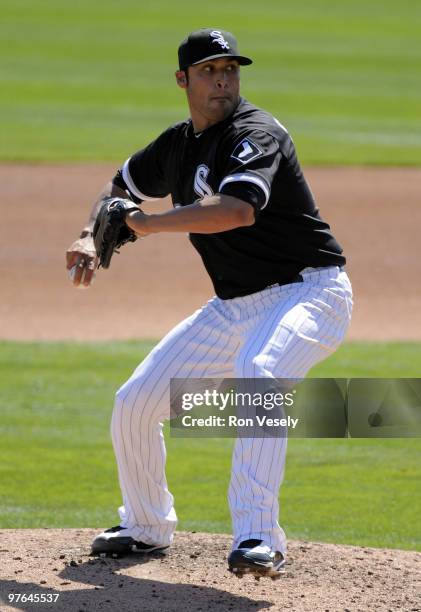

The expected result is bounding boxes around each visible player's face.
[177,58,240,131]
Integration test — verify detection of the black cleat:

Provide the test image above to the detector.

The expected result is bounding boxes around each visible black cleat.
[91,526,169,556]
[228,539,285,580]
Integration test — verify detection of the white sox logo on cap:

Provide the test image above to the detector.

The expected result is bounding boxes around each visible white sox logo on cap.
[210,30,230,50]
[178,28,252,70]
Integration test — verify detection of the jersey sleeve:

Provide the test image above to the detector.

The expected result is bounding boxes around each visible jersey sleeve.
[116,130,171,201]
[218,130,282,211]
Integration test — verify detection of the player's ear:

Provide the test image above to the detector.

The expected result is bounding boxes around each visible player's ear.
[175,70,188,88]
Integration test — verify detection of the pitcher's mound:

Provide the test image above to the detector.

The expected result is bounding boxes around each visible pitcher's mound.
[0,530,419,611]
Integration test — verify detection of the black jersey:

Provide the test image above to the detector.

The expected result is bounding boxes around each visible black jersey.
[115,98,346,299]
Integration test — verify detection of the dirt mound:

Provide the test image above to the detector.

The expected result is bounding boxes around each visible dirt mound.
[1,164,421,341]
[0,529,419,611]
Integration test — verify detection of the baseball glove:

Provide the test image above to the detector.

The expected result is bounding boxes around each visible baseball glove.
[93,197,139,269]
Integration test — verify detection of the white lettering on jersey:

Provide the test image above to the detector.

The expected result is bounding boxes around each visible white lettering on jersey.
[231,138,263,164]
[210,30,230,50]
[194,164,214,198]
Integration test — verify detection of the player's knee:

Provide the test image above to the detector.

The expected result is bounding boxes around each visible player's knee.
[235,354,272,378]
[113,383,129,414]
[111,383,131,438]
[112,375,162,429]
[238,352,302,380]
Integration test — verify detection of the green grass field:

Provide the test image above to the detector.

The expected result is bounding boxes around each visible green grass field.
[1,0,420,164]
[1,0,420,555]
[0,341,420,551]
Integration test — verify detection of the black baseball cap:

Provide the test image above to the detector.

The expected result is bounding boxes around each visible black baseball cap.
[178,28,253,71]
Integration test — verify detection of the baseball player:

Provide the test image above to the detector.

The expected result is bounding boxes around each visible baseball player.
[66,28,353,580]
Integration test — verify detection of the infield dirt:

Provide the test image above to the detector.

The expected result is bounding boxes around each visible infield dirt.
[1,530,420,612]
[1,164,421,341]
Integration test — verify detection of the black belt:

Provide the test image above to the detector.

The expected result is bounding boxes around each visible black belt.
[268,265,345,291]
[276,273,304,287]
[266,274,303,291]
[282,265,344,287]
[288,273,304,284]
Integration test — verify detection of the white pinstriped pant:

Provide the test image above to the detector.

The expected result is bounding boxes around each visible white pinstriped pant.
[111,266,353,553]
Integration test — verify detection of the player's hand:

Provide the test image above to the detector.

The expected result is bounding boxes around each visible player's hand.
[126,209,150,238]
[66,235,98,287]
